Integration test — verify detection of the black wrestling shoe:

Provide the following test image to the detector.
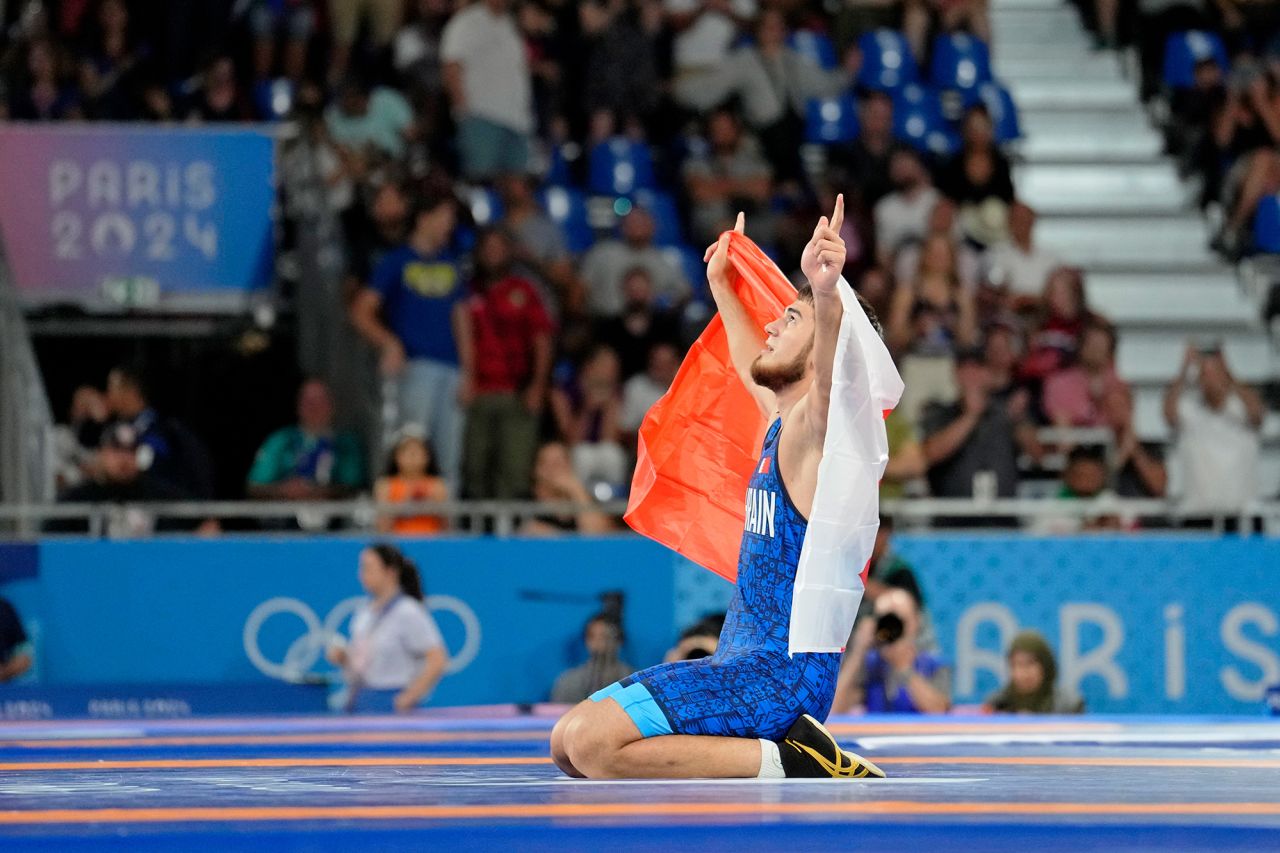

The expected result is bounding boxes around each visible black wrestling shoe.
[778,714,886,779]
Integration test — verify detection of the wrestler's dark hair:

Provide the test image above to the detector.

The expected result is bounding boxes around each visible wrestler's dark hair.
[793,284,884,339]
[368,543,425,601]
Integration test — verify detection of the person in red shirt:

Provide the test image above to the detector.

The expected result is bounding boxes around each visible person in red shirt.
[460,227,555,499]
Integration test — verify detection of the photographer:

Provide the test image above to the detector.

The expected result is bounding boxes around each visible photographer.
[833,588,951,714]
[550,613,632,704]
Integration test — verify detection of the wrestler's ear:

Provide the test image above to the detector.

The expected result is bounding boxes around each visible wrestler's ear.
[734,211,745,234]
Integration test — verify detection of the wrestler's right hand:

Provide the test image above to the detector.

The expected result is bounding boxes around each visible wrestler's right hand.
[704,212,746,287]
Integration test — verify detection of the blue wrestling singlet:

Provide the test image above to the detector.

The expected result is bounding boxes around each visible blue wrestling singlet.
[591,418,842,741]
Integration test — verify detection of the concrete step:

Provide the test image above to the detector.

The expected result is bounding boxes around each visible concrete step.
[1006,79,1137,110]
[1088,273,1257,327]
[1017,111,1162,163]
[1036,216,1216,267]
[1116,328,1278,385]
[1014,163,1191,214]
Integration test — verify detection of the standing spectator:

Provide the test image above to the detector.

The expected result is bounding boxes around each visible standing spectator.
[327,544,448,714]
[582,0,661,125]
[1164,343,1265,514]
[874,146,941,265]
[550,613,633,704]
[621,341,681,438]
[328,0,406,84]
[351,194,468,488]
[921,350,1041,501]
[461,228,555,500]
[1020,266,1094,385]
[666,0,760,117]
[521,441,615,534]
[1102,384,1168,499]
[441,0,535,179]
[985,630,1085,714]
[78,0,145,120]
[837,588,951,714]
[54,385,108,493]
[985,202,1059,302]
[683,108,775,246]
[497,173,578,309]
[580,207,691,318]
[938,105,1016,249]
[246,378,366,501]
[375,427,449,534]
[594,267,682,379]
[894,197,983,292]
[325,75,415,161]
[1043,321,1126,428]
[104,365,215,499]
[551,345,628,489]
[186,55,246,122]
[247,0,316,82]
[9,37,82,120]
[0,597,33,683]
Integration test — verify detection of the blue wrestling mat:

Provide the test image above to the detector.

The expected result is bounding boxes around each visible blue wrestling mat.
[1,710,1278,852]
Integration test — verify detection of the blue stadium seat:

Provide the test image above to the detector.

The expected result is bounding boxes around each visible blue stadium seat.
[1162,30,1228,89]
[964,80,1022,143]
[252,78,294,121]
[629,188,683,247]
[892,84,959,156]
[538,186,593,254]
[805,93,861,144]
[788,30,838,70]
[588,137,656,196]
[467,186,504,227]
[1254,194,1280,254]
[856,29,919,91]
[929,33,992,92]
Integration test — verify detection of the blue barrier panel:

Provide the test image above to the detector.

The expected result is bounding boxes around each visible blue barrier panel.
[0,535,1276,716]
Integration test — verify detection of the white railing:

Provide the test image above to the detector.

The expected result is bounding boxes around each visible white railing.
[0,259,56,524]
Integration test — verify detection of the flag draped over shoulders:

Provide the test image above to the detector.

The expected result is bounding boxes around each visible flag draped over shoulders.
[624,231,904,655]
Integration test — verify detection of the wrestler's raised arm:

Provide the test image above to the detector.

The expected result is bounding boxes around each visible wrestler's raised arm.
[797,194,848,444]
[705,212,774,417]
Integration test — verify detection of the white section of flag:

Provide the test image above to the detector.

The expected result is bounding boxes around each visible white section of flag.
[788,276,905,655]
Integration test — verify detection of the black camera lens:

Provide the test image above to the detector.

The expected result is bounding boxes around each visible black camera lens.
[874,612,904,646]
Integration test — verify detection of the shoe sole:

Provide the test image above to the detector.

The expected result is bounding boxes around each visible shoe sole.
[798,714,887,779]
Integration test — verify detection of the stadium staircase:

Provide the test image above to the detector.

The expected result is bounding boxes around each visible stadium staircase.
[992,0,1280,488]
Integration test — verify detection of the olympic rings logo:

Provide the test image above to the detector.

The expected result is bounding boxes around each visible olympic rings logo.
[242,595,482,681]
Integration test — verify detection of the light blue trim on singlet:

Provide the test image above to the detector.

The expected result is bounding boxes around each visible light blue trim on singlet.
[590,681,674,738]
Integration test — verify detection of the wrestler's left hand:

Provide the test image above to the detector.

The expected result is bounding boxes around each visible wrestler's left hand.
[800,194,846,296]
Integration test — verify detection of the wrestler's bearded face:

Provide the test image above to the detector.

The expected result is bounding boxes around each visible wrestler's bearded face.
[750,300,815,392]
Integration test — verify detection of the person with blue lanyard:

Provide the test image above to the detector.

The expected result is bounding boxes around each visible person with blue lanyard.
[327,544,448,713]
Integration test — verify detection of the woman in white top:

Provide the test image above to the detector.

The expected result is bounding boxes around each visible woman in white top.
[327,544,448,713]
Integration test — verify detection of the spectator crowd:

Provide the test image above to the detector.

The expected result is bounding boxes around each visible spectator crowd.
[14,0,1268,530]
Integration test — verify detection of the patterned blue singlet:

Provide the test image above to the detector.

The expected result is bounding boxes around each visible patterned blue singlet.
[591,418,842,741]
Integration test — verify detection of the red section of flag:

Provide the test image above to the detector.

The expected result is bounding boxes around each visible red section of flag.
[759,458,771,475]
[624,233,795,582]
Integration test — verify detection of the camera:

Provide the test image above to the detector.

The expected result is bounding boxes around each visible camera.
[873,612,904,647]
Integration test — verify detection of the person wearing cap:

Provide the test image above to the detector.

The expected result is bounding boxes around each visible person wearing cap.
[247,378,366,502]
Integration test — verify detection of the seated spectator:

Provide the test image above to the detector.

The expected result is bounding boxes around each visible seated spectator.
[9,37,82,120]
[186,55,246,122]
[1020,266,1094,386]
[985,630,1085,714]
[1043,321,1126,427]
[104,365,214,499]
[550,613,633,704]
[550,345,629,489]
[938,104,1015,249]
[325,75,415,161]
[893,197,983,292]
[375,427,449,535]
[887,233,979,425]
[351,193,466,488]
[1102,384,1168,499]
[247,378,366,501]
[55,423,210,536]
[1047,445,1118,532]
[985,201,1059,302]
[683,108,775,247]
[1213,67,1280,258]
[461,227,554,500]
[580,207,691,318]
[394,0,452,111]
[663,613,726,663]
[581,0,661,126]
[838,588,951,714]
[54,385,108,494]
[983,322,1030,408]
[622,341,681,441]
[880,410,926,500]
[78,0,144,120]
[441,0,534,180]
[595,268,683,379]
[922,349,1041,502]
[247,0,315,82]
[875,146,941,265]
[829,91,896,210]
[521,441,615,535]
[666,0,760,118]
[0,596,33,683]
[497,173,576,308]
[1164,343,1265,514]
